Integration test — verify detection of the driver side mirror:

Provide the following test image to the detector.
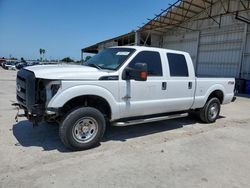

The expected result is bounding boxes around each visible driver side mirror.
[122,63,148,81]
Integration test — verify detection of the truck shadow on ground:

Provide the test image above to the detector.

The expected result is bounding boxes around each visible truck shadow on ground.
[12,115,225,152]
[12,121,67,152]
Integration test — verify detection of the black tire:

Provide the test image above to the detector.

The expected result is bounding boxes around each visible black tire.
[59,107,106,151]
[199,97,221,123]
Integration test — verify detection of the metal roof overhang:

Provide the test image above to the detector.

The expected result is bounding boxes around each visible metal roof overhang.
[82,0,250,53]
[139,0,250,33]
[82,32,135,53]
[139,0,213,33]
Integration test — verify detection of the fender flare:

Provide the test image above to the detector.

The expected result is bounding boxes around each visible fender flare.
[203,84,225,104]
[47,85,119,119]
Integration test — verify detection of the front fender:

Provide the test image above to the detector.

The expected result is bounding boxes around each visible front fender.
[47,85,119,120]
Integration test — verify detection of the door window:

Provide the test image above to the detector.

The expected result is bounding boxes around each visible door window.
[167,53,189,77]
[129,51,163,76]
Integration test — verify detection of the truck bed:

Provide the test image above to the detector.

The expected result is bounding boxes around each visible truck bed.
[192,77,235,109]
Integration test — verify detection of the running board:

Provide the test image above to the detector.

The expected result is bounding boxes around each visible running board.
[112,113,188,127]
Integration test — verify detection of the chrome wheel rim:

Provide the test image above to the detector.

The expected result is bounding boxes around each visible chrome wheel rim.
[208,103,219,120]
[72,117,98,143]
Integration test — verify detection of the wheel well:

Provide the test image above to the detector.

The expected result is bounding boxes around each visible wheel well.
[207,90,224,104]
[61,95,111,119]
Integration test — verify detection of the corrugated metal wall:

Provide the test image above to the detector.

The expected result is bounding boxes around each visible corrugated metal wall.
[242,24,250,80]
[162,31,199,68]
[98,41,118,51]
[157,3,250,79]
[162,24,245,77]
[197,23,245,77]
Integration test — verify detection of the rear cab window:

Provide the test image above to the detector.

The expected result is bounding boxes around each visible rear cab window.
[128,51,163,76]
[167,53,189,77]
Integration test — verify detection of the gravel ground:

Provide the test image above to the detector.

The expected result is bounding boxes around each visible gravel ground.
[0,68,250,188]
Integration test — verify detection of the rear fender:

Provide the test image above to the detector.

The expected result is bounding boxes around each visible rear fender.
[193,84,226,109]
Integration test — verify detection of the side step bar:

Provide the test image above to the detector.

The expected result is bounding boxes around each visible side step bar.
[112,113,188,127]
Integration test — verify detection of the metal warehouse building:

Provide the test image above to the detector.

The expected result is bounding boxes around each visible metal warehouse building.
[82,0,250,92]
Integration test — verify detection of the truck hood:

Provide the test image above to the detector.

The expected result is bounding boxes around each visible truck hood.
[24,64,112,80]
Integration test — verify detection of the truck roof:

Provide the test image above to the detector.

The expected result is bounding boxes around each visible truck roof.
[110,45,189,55]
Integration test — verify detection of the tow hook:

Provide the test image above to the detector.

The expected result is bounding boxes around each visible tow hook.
[30,116,39,127]
[232,96,236,102]
[12,103,26,122]
[12,103,39,127]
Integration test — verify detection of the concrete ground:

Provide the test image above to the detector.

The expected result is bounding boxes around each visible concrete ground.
[0,68,250,188]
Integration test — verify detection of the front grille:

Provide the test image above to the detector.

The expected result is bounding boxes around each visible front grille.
[16,69,36,112]
[16,75,26,105]
[17,93,26,104]
[17,75,25,81]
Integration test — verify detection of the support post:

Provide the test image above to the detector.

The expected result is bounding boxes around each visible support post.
[81,50,83,64]
[135,32,141,46]
[195,31,201,75]
[143,31,151,46]
[239,23,248,79]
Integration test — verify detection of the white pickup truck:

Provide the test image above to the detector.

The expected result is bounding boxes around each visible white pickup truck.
[15,46,236,150]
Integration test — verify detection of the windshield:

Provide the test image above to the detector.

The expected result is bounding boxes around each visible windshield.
[85,48,135,70]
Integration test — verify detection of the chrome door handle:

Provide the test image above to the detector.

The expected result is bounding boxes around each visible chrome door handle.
[162,82,167,90]
[188,82,192,89]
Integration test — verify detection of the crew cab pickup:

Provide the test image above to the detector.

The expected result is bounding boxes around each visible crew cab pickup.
[15,46,236,150]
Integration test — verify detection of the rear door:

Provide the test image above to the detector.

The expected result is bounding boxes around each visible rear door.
[163,52,195,111]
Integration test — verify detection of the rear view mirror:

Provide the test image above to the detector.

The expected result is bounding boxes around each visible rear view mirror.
[122,63,148,81]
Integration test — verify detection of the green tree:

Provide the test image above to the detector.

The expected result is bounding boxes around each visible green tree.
[39,48,46,61]
[61,57,74,63]
[74,61,82,64]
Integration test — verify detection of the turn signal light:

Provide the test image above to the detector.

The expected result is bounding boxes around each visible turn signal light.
[140,71,147,80]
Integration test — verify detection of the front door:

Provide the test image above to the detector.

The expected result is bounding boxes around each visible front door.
[118,50,168,118]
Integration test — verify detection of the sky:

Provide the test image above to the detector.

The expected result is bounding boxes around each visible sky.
[0,0,175,60]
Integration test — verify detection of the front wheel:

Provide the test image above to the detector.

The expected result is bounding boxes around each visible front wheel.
[199,97,221,123]
[59,107,106,151]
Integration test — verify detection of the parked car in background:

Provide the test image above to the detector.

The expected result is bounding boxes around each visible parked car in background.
[32,61,40,66]
[16,62,27,70]
[3,61,18,70]
[16,61,41,70]
[1,62,6,68]
[27,61,40,66]
[0,58,6,67]
[1,62,7,68]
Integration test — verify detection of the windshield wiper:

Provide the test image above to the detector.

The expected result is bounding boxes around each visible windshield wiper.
[86,63,102,70]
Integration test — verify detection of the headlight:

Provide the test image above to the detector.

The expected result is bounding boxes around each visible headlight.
[45,81,61,103]
[51,84,61,97]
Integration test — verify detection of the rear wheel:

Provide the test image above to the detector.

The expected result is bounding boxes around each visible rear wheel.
[59,107,106,151]
[199,97,221,123]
